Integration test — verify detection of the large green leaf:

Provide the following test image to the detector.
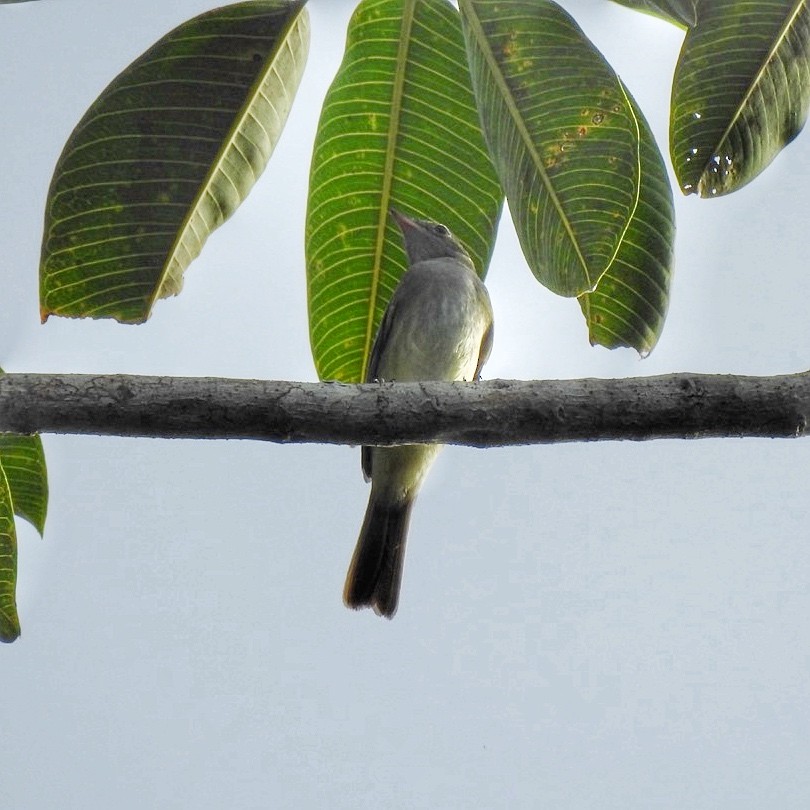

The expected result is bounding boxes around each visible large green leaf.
[40,0,310,323]
[459,0,644,298]
[671,0,810,197]
[0,461,20,643]
[306,0,503,383]
[0,434,48,537]
[0,369,48,643]
[579,95,674,354]
[608,0,697,28]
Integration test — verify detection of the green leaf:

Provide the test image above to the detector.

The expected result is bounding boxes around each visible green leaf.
[40,0,310,323]
[306,0,503,383]
[579,95,674,354]
[671,0,810,197]
[0,461,20,643]
[459,0,644,298]
[608,0,697,28]
[0,434,48,536]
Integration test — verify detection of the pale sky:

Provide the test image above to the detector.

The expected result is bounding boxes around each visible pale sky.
[4,1,810,808]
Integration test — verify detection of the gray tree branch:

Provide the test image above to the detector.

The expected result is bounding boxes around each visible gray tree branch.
[0,372,808,445]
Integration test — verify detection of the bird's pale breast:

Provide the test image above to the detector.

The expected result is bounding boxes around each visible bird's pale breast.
[376,258,491,383]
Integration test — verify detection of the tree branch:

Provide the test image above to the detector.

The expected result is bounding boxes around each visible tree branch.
[0,372,808,445]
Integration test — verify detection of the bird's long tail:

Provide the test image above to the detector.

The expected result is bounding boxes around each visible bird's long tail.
[343,493,414,619]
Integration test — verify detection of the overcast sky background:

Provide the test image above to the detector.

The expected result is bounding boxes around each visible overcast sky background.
[4,1,810,808]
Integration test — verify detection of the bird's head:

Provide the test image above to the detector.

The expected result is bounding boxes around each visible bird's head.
[390,208,472,267]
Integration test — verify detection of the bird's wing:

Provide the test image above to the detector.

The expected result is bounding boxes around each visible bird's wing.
[361,445,373,483]
[362,292,400,481]
[366,295,398,384]
[474,321,494,381]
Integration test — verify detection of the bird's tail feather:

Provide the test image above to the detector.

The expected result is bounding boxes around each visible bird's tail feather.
[343,494,413,619]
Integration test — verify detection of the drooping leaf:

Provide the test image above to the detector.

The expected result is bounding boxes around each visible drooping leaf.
[579,94,674,354]
[40,0,310,323]
[459,0,645,298]
[306,0,503,383]
[608,0,697,28]
[0,461,20,643]
[0,369,49,642]
[0,434,48,536]
[671,0,810,197]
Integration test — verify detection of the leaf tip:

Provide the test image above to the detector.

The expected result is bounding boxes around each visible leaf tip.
[0,610,20,643]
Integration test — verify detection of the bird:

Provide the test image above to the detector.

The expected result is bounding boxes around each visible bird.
[343,208,494,618]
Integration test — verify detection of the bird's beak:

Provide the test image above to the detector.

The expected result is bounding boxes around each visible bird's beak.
[389,207,418,232]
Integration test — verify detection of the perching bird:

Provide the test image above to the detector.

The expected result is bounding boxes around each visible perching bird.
[343,208,494,618]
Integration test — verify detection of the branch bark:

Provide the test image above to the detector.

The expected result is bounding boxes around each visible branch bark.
[0,372,808,445]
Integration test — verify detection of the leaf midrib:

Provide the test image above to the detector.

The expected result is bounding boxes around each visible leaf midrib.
[361,0,417,381]
[699,0,807,184]
[459,0,592,286]
[151,8,305,309]
[600,78,642,288]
